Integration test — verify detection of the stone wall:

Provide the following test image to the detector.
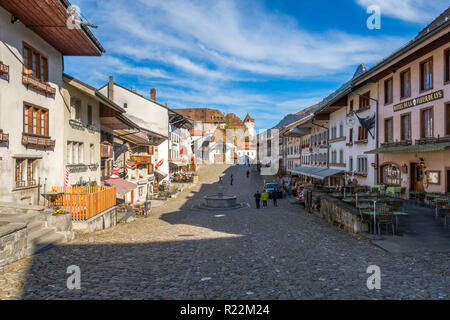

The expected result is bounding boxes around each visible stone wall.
[320,196,368,234]
[72,207,117,233]
[0,223,27,267]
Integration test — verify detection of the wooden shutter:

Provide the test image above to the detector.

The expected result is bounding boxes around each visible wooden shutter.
[43,58,48,82]
[43,111,49,137]
[36,109,41,136]
[28,107,33,134]
[349,128,353,142]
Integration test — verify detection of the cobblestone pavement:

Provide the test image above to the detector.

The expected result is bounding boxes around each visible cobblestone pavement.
[0,164,449,300]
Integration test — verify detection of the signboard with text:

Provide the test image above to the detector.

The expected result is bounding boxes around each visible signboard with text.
[393,90,444,112]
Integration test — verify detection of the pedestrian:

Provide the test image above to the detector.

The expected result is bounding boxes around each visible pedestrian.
[230,174,233,186]
[253,191,261,209]
[262,190,269,207]
[246,168,250,178]
[272,191,278,207]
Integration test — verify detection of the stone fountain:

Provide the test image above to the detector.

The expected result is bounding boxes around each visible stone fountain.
[193,177,247,210]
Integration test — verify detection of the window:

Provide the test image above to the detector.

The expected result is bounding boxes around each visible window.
[401,113,411,141]
[445,49,450,83]
[384,118,393,143]
[71,98,81,122]
[349,100,354,112]
[331,150,337,163]
[382,164,401,186]
[23,43,48,82]
[339,150,344,163]
[331,127,337,139]
[400,69,411,98]
[357,157,368,174]
[359,91,370,109]
[15,158,38,188]
[339,123,344,137]
[384,78,393,105]
[87,105,93,126]
[23,104,48,137]
[67,142,84,165]
[349,157,353,172]
[349,128,353,143]
[420,57,433,91]
[421,107,433,138]
[358,126,369,141]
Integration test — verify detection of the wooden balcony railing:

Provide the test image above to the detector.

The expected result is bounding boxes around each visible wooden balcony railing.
[50,186,116,221]
[415,136,450,145]
[130,155,152,165]
[22,134,55,147]
[0,61,9,75]
[22,74,56,96]
[381,140,412,148]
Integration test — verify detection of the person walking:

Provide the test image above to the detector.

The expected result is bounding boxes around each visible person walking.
[253,191,261,209]
[246,168,250,178]
[230,174,233,186]
[262,190,269,208]
[272,191,278,207]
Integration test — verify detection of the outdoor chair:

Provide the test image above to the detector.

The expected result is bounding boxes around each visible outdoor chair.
[444,208,450,227]
[377,206,395,236]
[359,209,374,233]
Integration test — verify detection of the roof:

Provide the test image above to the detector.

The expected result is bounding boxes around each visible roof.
[244,114,254,123]
[174,108,226,123]
[353,6,450,85]
[63,74,125,114]
[365,142,450,154]
[0,0,104,56]
[102,178,137,195]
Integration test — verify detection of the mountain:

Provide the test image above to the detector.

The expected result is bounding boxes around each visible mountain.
[271,104,319,129]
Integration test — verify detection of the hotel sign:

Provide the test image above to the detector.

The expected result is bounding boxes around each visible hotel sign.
[393,90,444,112]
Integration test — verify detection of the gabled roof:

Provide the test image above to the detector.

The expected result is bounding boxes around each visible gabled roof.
[244,114,254,123]
[174,108,226,123]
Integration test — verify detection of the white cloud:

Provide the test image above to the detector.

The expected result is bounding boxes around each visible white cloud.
[356,0,448,23]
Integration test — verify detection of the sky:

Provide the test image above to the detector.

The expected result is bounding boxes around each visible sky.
[65,0,449,132]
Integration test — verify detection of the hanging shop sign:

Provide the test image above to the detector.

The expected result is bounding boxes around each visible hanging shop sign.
[346,113,354,126]
[125,161,137,169]
[156,160,164,168]
[393,90,443,112]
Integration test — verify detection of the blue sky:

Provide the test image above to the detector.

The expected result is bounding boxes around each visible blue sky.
[65,0,448,132]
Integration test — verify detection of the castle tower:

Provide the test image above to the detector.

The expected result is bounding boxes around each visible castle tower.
[243,114,255,138]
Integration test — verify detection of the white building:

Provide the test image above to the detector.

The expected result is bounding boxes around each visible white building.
[0,2,103,204]
[98,78,170,181]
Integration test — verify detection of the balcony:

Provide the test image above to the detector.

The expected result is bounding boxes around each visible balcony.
[22,134,55,148]
[381,140,412,148]
[415,136,450,145]
[130,155,152,165]
[0,61,9,75]
[22,74,56,96]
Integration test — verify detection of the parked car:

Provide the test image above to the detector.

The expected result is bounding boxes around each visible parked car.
[265,182,283,199]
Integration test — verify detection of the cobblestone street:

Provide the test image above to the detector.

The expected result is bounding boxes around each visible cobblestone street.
[0,164,449,300]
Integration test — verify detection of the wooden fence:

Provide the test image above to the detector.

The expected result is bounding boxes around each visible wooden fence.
[51,186,116,221]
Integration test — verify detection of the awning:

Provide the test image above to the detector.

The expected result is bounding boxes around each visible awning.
[289,166,324,176]
[102,178,137,195]
[365,142,450,154]
[289,166,344,180]
[155,170,168,182]
[309,168,345,180]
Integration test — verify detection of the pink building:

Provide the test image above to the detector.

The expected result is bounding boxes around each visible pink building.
[359,8,450,194]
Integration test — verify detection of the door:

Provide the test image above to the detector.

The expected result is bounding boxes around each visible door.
[130,190,134,204]
[410,163,424,192]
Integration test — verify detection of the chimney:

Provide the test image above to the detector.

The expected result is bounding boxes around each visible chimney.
[108,76,114,101]
[150,88,156,101]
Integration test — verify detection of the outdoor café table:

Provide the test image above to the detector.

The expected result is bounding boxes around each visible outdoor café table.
[357,204,373,210]
[373,185,385,192]
[386,186,402,196]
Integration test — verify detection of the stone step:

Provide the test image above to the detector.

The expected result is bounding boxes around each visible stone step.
[27,228,65,255]
[27,220,46,234]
